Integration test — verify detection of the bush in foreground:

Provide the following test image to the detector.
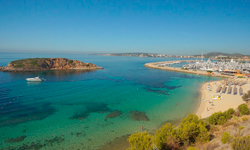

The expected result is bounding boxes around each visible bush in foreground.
[238,104,249,115]
[187,146,198,150]
[221,132,233,144]
[208,108,235,125]
[127,132,153,150]
[231,135,250,150]
[208,111,227,125]
[177,114,209,145]
[154,123,179,149]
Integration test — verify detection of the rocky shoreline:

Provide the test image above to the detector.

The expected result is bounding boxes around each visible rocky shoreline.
[0,58,103,72]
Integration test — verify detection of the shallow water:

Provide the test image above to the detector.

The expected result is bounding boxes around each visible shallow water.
[0,53,219,150]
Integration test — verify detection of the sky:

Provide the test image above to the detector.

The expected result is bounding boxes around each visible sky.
[0,0,250,55]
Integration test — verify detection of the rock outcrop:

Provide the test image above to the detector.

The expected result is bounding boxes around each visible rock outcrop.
[0,58,103,72]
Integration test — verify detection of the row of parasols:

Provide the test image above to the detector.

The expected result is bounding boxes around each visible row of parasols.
[216,85,244,95]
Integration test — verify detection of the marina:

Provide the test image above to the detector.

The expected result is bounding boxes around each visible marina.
[182,59,250,74]
[145,59,250,78]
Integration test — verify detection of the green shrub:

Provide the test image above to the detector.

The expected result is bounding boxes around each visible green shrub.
[154,123,178,149]
[196,122,210,143]
[231,135,250,150]
[223,108,235,119]
[208,111,228,125]
[208,109,235,125]
[237,126,245,137]
[69,60,73,64]
[14,63,24,68]
[226,108,235,115]
[177,114,209,145]
[238,104,250,115]
[221,132,233,144]
[127,132,153,150]
[242,117,248,121]
[31,60,38,66]
[187,146,198,150]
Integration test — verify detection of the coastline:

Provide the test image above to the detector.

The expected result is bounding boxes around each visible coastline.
[144,60,249,119]
[195,82,208,118]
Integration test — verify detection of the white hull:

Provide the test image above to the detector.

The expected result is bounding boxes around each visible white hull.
[26,77,43,82]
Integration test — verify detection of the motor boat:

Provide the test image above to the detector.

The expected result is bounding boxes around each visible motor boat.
[26,76,43,82]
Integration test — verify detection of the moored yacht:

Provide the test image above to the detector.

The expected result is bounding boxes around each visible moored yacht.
[26,76,43,82]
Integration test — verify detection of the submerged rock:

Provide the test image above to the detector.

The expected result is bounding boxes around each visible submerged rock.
[0,102,56,127]
[105,110,122,119]
[5,135,26,143]
[129,111,150,121]
[45,137,65,146]
[69,102,112,120]
[85,102,111,114]
[69,113,89,120]
[18,142,44,150]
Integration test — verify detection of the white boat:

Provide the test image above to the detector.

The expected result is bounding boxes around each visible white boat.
[26,76,43,82]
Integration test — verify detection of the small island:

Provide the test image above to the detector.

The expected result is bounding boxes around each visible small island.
[0,58,103,72]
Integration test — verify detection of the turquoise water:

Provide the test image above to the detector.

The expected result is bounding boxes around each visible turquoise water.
[0,53,219,150]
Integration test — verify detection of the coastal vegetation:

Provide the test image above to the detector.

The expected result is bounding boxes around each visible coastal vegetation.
[238,104,250,115]
[208,108,235,125]
[127,114,209,150]
[231,135,250,150]
[127,104,250,150]
[221,132,233,144]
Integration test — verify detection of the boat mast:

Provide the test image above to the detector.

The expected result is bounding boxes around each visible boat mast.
[201,51,203,62]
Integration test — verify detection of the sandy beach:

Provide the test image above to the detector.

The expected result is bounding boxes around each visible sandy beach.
[196,78,250,118]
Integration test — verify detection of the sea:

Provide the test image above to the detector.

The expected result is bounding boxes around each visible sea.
[0,53,219,150]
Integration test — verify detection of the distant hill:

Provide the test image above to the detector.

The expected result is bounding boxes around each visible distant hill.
[97,52,159,57]
[194,52,249,58]
[0,58,103,72]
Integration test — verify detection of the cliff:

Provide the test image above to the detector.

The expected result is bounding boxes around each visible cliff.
[0,58,103,72]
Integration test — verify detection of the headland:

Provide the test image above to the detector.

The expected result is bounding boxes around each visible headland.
[0,58,103,72]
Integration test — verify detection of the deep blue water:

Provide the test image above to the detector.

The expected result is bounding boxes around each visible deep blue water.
[0,53,219,150]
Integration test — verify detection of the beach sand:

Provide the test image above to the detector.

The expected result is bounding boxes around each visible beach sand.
[196,78,250,119]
